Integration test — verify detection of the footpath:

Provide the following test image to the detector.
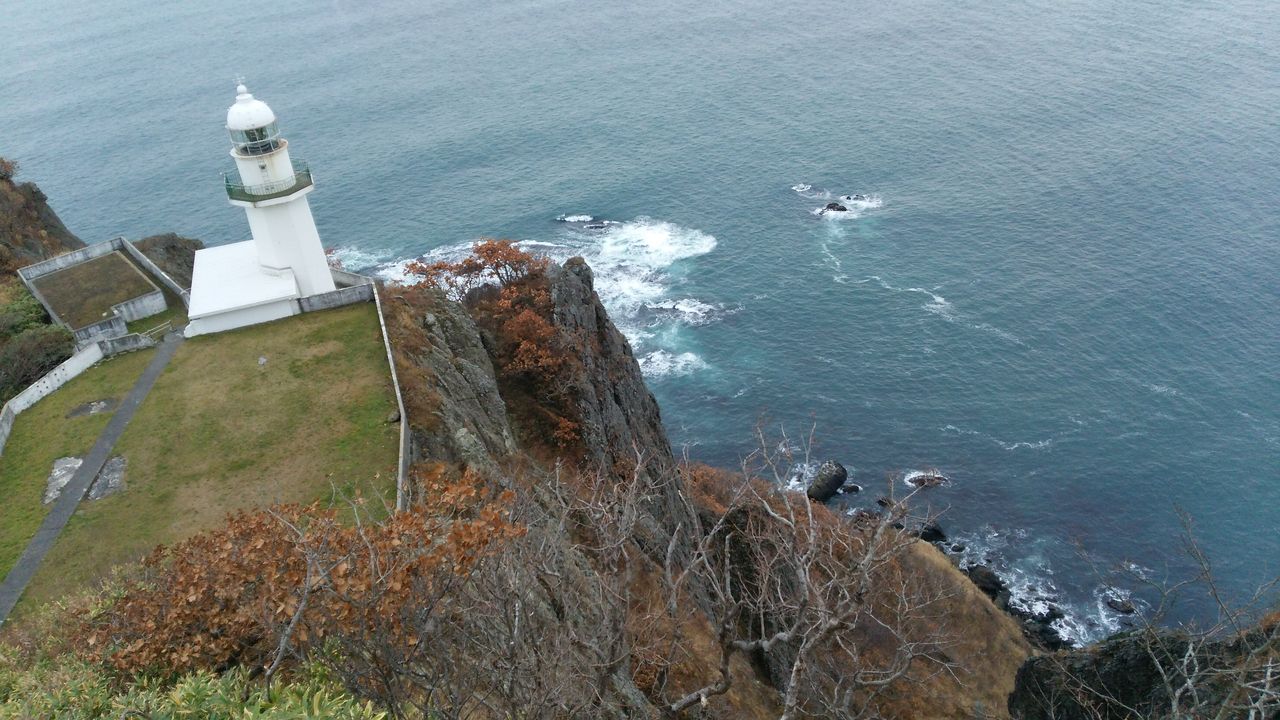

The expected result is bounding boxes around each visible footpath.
[0,331,184,626]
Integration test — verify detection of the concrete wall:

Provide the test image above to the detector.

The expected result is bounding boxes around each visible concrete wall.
[118,238,192,308]
[0,335,157,459]
[111,290,167,323]
[73,315,127,345]
[98,333,157,355]
[297,283,374,312]
[15,240,119,282]
[331,268,373,288]
[5,343,105,415]
[0,405,14,461]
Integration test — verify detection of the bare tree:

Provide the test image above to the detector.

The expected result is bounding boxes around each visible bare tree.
[649,426,961,718]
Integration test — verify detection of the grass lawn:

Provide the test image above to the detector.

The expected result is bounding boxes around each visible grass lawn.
[31,252,158,329]
[20,303,399,609]
[0,349,156,578]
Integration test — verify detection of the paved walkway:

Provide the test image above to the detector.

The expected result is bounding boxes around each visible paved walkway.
[0,332,184,626]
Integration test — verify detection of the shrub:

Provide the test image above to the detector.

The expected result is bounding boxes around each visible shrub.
[0,289,48,341]
[88,470,523,680]
[0,324,73,403]
[404,240,582,449]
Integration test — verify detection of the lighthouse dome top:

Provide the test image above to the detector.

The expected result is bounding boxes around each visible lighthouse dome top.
[226,84,276,131]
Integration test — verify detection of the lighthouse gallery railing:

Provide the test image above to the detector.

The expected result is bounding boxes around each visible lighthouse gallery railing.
[224,160,313,203]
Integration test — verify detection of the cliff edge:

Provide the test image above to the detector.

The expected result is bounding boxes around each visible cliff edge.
[0,160,83,275]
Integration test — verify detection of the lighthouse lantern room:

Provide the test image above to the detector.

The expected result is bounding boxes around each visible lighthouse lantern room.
[185,83,338,337]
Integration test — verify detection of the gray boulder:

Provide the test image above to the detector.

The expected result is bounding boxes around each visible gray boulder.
[806,460,848,501]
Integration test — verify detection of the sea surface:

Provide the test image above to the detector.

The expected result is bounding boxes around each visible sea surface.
[3,0,1278,644]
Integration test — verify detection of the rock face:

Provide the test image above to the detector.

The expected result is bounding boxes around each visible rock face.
[545,259,695,559]
[546,259,674,475]
[134,233,204,289]
[806,460,847,501]
[966,564,1006,600]
[1009,631,1188,719]
[391,287,518,476]
[0,171,84,275]
[389,257,1036,718]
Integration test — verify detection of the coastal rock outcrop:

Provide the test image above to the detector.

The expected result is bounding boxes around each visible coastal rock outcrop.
[134,233,204,289]
[0,162,84,275]
[806,460,848,501]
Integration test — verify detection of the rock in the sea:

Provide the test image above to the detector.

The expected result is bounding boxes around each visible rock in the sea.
[917,522,947,543]
[1106,596,1136,615]
[966,564,1006,600]
[838,481,862,494]
[905,469,950,488]
[823,202,848,213]
[806,460,847,502]
[1022,619,1070,652]
[950,543,967,553]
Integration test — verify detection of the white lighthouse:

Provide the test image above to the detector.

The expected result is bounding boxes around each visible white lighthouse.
[185,83,338,337]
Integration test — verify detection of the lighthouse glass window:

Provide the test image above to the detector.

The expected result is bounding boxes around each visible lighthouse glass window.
[232,122,280,155]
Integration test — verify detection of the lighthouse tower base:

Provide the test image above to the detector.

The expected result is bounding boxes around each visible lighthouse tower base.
[184,241,310,337]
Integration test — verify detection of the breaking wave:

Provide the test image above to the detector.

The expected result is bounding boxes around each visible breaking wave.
[639,350,709,377]
[945,526,1146,646]
[356,215,721,378]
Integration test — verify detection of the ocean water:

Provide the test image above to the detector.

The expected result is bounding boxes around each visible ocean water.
[3,0,1278,643]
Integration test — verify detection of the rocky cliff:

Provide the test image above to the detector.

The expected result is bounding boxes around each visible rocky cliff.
[1008,616,1280,719]
[134,233,203,289]
[384,254,1033,718]
[0,164,84,275]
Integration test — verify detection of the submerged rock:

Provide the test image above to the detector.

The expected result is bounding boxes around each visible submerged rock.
[823,202,848,213]
[806,460,847,501]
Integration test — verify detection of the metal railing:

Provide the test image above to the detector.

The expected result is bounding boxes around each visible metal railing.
[141,320,172,340]
[224,161,312,203]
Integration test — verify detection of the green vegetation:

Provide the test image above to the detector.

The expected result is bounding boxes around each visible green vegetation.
[30,252,157,329]
[0,282,75,404]
[0,651,385,719]
[21,304,398,608]
[0,349,156,577]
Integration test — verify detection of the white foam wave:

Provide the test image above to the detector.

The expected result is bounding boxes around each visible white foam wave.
[839,194,884,211]
[644,298,727,326]
[947,527,1139,647]
[352,216,720,379]
[942,424,1055,451]
[638,350,709,377]
[327,246,399,274]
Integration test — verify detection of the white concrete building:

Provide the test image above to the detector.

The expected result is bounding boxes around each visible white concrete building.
[185,83,337,337]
